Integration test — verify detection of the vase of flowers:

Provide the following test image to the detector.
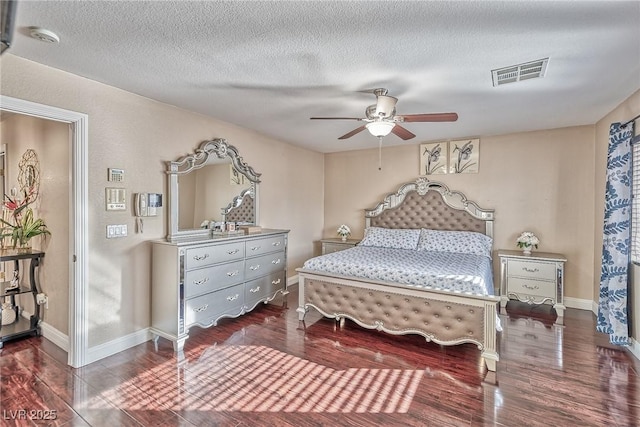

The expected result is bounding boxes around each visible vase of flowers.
[516,231,539,255]
[0,189,51,251]
[337,224,351,242]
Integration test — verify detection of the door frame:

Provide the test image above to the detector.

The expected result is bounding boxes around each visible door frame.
[0,95,88,367]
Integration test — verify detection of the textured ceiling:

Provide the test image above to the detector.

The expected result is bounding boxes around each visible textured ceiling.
[4,1,640,153]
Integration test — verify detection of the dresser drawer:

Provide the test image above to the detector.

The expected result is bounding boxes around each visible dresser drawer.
[507,259,556,281]
[507,277,556,301]
[246,235,286,257]
[245,251,285,280]
[184,260,245,299]
[185,283,244,327]
[185,241,245,270]
[245,271,286,308]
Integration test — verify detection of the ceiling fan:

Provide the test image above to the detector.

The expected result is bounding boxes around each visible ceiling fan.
[310,88,458,140]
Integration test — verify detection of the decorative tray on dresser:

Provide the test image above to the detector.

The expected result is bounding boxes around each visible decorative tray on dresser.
[498,250,567,324]
[151,229,289,352]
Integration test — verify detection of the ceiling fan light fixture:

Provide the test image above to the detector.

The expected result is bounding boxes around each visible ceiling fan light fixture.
[375,95,398,117]
[366,121,395,137]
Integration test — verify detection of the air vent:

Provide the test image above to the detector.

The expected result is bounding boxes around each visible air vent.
[492,58,549,87]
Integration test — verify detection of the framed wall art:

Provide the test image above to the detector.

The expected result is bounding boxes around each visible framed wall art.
[419,141,448,175]
[448,138,479,174]
[230,164,248,185]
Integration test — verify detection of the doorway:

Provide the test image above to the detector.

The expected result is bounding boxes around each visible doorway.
[0,95,88,367]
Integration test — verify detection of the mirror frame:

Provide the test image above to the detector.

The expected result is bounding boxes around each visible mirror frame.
[166,138,261,242]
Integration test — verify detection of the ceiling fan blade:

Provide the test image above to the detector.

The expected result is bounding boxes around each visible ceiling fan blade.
[338,125,367,140]
[398,113,458,122]
[310,117,363,121]
[391,125,416,140]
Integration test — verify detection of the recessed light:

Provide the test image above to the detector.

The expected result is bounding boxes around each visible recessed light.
[29,27,59,44]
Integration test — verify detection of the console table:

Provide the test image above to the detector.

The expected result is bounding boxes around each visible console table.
[0,249,45,348]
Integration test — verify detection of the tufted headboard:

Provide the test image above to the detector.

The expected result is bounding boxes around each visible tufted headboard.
[364,177,494,237]
[224,193,255,224]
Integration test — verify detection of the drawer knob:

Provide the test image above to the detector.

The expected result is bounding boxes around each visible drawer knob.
[271,259,281,265]
[194,304,209,313]
[193,253,210,261]
[250,264,261,271]
[522,284,540,290]
[251,246,261,251]
[272,278,281,285]
[227,270,239,277]
[272,241,281,246]
[522,267,539,273]
[227,294,239,302]
[249,286,261,293]
[193,277,209,286]
[227,249,240,255]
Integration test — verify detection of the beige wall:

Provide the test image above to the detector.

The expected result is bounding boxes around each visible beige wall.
[1,114,70,335]
[0,54,324,347]
[324,126,596,300]
[594,89,640,344]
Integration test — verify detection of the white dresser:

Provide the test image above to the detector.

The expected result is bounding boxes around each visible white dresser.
[498,250,566,322]
[151,229,289,351]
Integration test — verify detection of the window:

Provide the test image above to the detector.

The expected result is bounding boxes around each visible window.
[631,135,640,263]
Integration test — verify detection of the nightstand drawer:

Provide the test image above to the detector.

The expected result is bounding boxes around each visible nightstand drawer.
[507,259,556,281]
[507,277,556,300]
[323,243,353,254]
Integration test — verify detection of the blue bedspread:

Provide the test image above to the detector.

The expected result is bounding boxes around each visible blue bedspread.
[302,246,494,296]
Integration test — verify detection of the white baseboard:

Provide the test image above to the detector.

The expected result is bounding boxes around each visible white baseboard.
[40,321,70,352]
[20,310,70,352]
[629,337,640,361]
[86,328,151,365]
[563,296,595,312]
[287,274,299,288]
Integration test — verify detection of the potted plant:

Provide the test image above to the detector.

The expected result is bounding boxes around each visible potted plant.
[0,190,51,251]
[337,224,351,242]
[516,231,539,255]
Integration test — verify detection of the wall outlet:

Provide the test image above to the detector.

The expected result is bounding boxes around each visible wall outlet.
[36,293,49,308]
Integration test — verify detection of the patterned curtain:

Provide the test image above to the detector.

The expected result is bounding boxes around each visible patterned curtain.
[597,122,633,346]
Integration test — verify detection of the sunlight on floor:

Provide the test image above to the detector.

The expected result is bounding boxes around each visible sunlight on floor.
[100,345,424,413]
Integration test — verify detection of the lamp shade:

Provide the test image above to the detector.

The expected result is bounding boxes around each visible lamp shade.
[366,121,395,137]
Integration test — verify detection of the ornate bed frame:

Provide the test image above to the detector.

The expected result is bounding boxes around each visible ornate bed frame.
[296,177,500,372]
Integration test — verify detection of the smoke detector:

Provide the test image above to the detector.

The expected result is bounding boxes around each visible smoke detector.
[492,58,549,87]
[29,27,60,44]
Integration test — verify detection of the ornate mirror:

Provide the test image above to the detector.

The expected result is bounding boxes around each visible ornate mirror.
[166,138,260,242]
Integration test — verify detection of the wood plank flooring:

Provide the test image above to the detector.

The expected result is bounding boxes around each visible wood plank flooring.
[1,287,639,426]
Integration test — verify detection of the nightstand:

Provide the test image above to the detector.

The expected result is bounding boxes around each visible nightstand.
[320,238,360,255]
[498,250,567,322]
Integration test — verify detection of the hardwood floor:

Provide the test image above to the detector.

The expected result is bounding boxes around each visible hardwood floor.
[1,287,639,426]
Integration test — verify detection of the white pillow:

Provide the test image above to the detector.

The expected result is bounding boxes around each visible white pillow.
[358,227,421,250]
[417,229,492,258]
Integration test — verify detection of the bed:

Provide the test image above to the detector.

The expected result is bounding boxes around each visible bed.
[296,177,500,372]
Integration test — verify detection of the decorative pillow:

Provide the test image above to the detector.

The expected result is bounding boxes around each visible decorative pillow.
[358,227,421,250]
[417,229,492,258]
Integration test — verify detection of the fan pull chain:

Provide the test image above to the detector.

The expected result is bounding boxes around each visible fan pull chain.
[378,136,383,170]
